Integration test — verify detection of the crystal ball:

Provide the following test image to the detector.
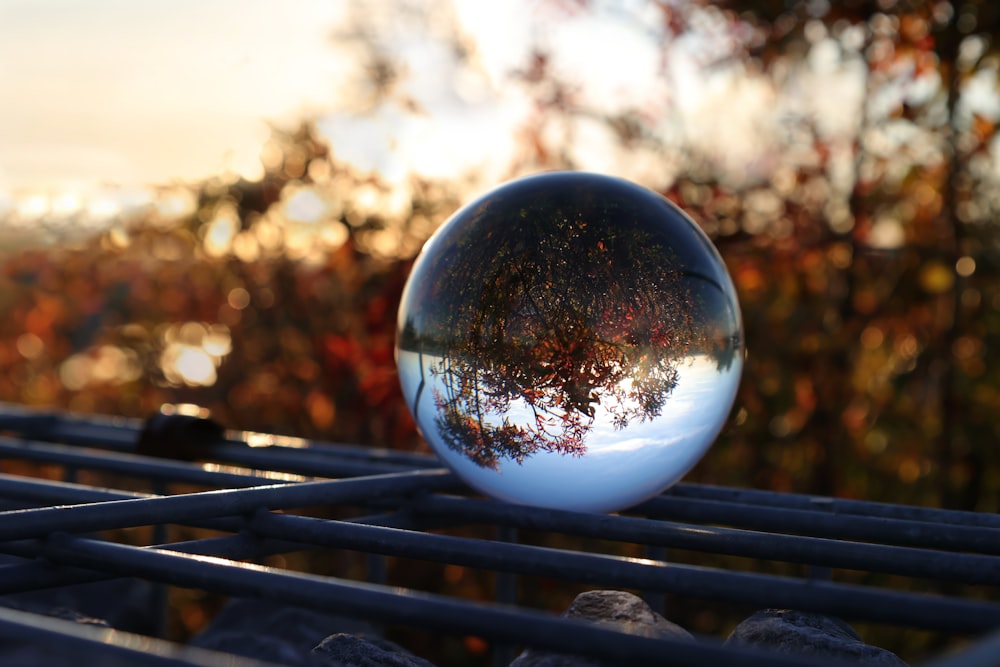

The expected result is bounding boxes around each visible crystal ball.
[396,172,743,512]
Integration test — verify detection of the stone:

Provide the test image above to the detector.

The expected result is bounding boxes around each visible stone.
[192,598,377,666]
[725,609,908,666]
[1,577,157,635]
[311,633,438,667]
[510,590,694,667]
[0,604,110,667]
[196,632,309,665]
[135,409,225,460]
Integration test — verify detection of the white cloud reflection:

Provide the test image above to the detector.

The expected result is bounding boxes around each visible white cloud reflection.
[398,350,741,513]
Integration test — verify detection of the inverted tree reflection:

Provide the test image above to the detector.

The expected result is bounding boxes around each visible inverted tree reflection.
[417,201,704,471]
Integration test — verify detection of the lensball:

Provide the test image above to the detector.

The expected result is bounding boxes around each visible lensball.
[396,172,743,512]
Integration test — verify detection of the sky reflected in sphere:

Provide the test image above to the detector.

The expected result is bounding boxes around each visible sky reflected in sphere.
[397,172,743,512]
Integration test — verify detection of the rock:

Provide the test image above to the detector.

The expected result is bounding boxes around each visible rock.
[510,590,694,667]
[192,598,377,666]
[560,591,694,641]
[1,577,157,635]
[0,604,110,667]
[196,632,309,665]
[311,633,437,667]
[136,408,225,461]
[725,609,908,666]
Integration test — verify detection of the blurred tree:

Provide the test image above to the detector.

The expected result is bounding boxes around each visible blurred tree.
[1,1,999,660]
[2,0,998,512]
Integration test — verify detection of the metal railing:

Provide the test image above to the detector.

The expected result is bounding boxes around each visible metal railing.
[0,402,997,666]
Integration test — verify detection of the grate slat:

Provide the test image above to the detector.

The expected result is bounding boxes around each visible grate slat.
[38,533,850,667]
[639,495,1000,553]
[0,605,286,667]
[0,469,457,541]
[0,404,996,666]
[668,483,1000,528]
[408,494,1000,584]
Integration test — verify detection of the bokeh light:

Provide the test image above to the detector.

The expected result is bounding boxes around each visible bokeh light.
[159,323,232,387]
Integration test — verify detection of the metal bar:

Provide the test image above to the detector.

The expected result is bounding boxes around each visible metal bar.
[2,403,994,527]
[409,495,1000,584]
[212,437,440,468]
[0,437,287,488]
[493,524,519,667]
[920,629,1000,667]
[0,403,142,451]
[0,535,285,594]
[0,510,418,595]
[669,483,1000,529]
[637,496,1000,554]
[642,543,668,615]
[12,456,982,588]
[0,434,439,483]
[0,473,270,542]
[0,469,457,541]
[1,460,997,620]
[38,534,843,667]
[0,402,437,468]
[5,402,993,531]
[196,443,424,477]
[9,492,992,635]
[0,473,447,596]
[21,487,975,633]
[0,605,285,667]
[2,404,998,666]
[246,510,1000,633]
[0,399,983,544]
[0,472,149,503]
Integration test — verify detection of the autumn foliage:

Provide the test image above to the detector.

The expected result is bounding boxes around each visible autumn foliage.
[2,4,1000,661]
[1,1,999,512]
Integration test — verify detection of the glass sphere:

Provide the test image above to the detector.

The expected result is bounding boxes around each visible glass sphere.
[396,172,743,513]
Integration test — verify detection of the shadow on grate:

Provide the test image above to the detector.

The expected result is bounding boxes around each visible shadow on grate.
[0,402,996,667]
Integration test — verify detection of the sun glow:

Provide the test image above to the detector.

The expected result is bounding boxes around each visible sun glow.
[158,323,232,387]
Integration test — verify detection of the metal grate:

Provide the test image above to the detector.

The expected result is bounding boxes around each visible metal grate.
[0,402,997,667]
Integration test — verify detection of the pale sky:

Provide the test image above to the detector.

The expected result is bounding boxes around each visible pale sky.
[0,0,349,193]
[0,1,769,200]
[2,0,968,231]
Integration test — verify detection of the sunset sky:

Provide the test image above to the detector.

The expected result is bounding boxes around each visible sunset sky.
[0,1,789,213]
[4,0,988,230]
[0,0,347,191]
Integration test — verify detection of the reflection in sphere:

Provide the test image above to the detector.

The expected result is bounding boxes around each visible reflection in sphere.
[396,172,743,512]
